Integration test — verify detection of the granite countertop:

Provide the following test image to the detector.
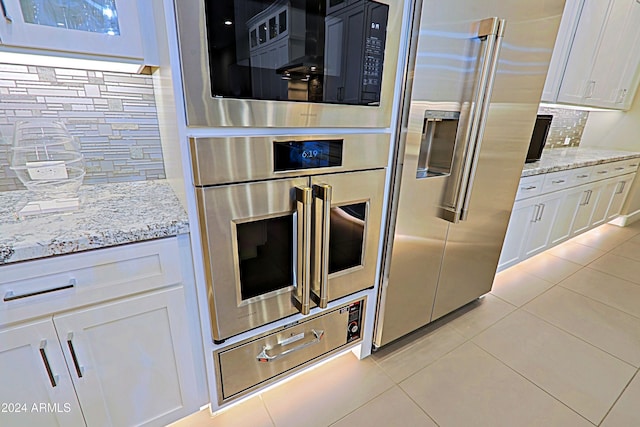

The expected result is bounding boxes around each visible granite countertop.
[522,147,640,177]
[0,180,189,265]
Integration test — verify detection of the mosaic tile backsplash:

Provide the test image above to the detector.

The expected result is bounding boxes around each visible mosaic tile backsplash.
[0,64,165,191]
[537,106,589,149]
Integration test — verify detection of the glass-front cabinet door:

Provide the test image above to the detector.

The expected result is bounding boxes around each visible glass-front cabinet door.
[0,0,143,60]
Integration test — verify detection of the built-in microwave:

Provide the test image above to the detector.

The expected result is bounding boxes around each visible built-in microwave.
[174,0,404,128]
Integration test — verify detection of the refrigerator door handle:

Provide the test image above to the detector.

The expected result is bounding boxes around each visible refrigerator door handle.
[459,18,506,222]
[293,186,313,315]
[311,184,332,309]
[442,17,505,223]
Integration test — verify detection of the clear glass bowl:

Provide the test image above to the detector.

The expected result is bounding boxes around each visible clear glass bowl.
[10,120,85,199]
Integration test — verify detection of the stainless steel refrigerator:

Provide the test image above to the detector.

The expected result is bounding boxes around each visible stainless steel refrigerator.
[374,0,566,347]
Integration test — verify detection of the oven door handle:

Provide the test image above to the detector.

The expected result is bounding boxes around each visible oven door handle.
[293,186,313,315]
[312,184,332,309]
[256,329,324,362]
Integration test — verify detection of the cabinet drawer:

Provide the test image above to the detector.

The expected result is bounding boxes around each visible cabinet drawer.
[593,163,618,179]
[542,170,572,193]
[567,166,594,186]
[0,238,181,326]
[516,175,545,200]
[215,299,365,403]
[622,158,640,173]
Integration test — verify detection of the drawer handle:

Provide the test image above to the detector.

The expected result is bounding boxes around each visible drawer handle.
[39,340,57,388]
[615,167,625,171]
[576,174,589,178]
[522,185,537,190]
[551,179,565,184]
[630,164,638,168]
[67,333,84,378]
[257,329,324,363]
[597,171,609,174]
[3,278,76,302]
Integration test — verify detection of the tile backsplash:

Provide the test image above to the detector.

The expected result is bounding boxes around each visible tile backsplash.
[0,64,165,191]
[537,106,589,149]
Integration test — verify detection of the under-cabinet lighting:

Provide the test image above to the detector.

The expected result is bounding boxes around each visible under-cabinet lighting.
[0,51,145,74]
[539,102,618,112]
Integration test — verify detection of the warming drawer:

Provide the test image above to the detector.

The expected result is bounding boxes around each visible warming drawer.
[214,298,365,403]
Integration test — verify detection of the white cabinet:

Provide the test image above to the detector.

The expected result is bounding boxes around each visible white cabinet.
[498,192,563,270]
[580,0,640,109]
[0,319,85,427]
[499,203,535,270]
[542,0,587,102]
[606,173,636,220]
[570,181,604,235]
[499,159,639,271]
[542,0,640,110]
[0,238,204,426]
[522,193,564,258]
[0,0,146,64]
[54,287,198,427]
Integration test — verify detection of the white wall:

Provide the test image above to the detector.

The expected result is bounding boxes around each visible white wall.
[580,92,640,221]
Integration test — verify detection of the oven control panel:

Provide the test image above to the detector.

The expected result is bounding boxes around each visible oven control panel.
[273,139,343,172]
[345,300,363,343]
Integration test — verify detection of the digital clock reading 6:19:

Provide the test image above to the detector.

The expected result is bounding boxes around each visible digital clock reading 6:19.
[273,139,343,171]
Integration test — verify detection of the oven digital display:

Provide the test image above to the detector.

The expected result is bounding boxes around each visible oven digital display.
[273,139,343,171]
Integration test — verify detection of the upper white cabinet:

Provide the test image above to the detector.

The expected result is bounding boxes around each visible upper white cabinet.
[542,0,640,110]
[0,0,147,65]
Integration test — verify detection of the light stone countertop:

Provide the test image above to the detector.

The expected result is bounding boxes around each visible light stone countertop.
[522,147,640,177]
[0,180,189,265]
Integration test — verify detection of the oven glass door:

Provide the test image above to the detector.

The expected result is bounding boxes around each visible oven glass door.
[204,0,389,105]
[197,170,385,341]
[310,169,386,306]
[197,177,309,341]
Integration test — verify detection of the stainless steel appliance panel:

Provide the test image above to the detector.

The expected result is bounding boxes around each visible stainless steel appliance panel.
[216,298,365,403]
[375,0,564,346]
[174,0,404,128]
[194,134,389,341]
[196,177,309,341]
[190,133,390,186]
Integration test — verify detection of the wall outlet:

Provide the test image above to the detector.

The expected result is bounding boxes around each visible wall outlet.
[26,161,69,180]
[563,137,571,146]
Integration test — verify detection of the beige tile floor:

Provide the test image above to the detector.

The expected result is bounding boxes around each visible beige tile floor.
[171,221,640,427]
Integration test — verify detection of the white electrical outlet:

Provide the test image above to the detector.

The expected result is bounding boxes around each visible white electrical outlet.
[563,137,571,146]
[26,161,69,180]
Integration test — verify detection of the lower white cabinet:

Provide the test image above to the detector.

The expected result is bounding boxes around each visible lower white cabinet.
[499,192,563,270]
[570,183,602,235]
[0,238,204,427]
[0,319,85,427]
[607,174,635,221]
[499,160,638,271]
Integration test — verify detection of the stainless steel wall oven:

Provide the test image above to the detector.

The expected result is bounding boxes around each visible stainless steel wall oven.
[174,0,404,127]
[190,133,389,342]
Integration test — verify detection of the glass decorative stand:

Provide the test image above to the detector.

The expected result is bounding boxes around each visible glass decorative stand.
[9,120,85,216]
